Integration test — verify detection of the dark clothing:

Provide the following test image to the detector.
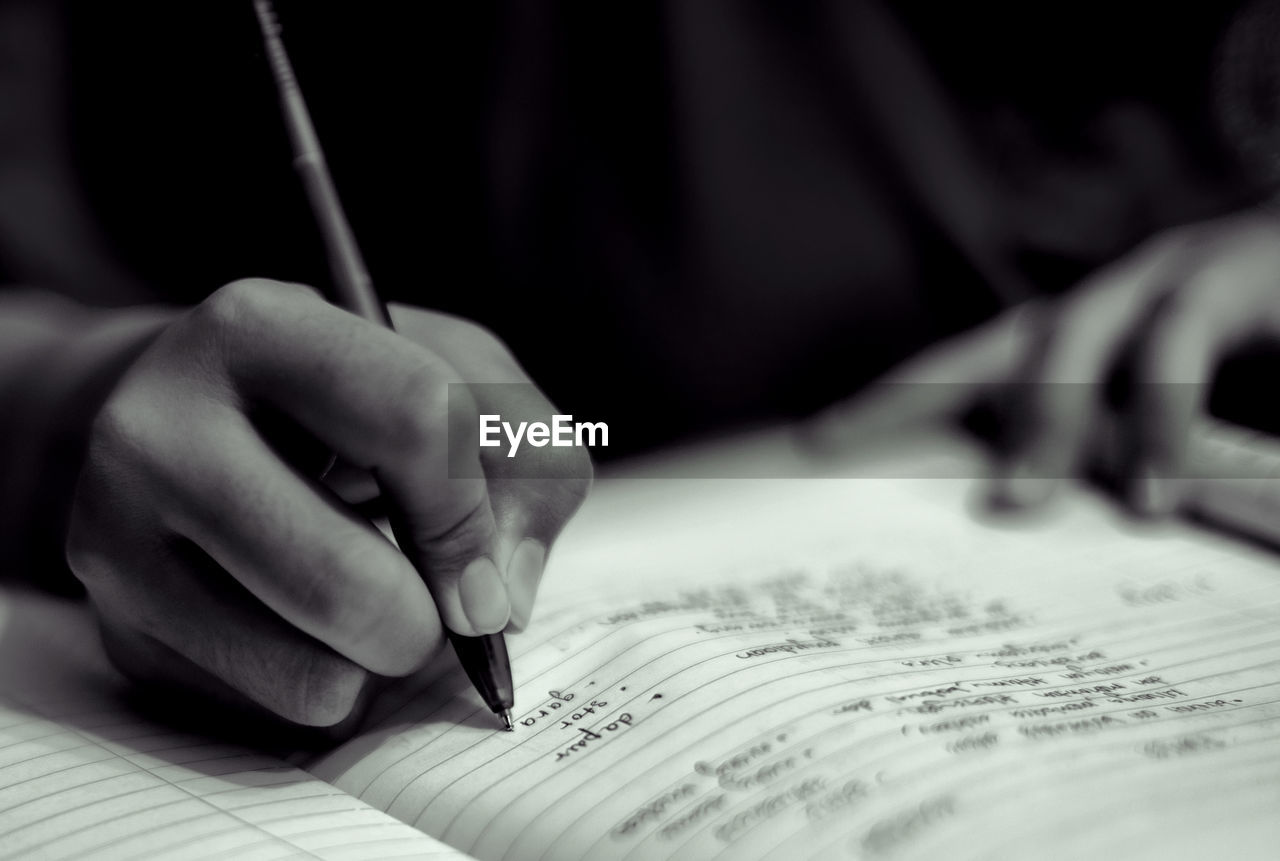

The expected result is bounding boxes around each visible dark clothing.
[0,1,1271,577]
[52,2,1258,443]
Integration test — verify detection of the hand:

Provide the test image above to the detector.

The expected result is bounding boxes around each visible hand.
[812,207,1280,515]
[65,280,590,726]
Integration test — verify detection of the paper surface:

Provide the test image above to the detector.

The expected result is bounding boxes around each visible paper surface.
[2,432,1277,860]
[0,588,468,861]
[308,435,1280,861]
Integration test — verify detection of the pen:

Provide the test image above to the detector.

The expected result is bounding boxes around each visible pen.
[252,0,515,731]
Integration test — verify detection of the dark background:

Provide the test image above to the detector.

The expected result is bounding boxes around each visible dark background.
[12,1,1268,456]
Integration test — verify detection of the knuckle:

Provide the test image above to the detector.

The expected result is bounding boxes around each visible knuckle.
[1147,225,1191,257]
[86,404,167,496]
[286,650,369,727]
[90,392,144,462]
[380,624,442,677]
[560,442,595,484]
[458,319,520,369]
[1051,283,1112,335]
[531,445,594,501]
[64,469,136,590]
[293,536,383,636]
[383,361,457,453]
[98,624,162,686]
[311,556,441,677]
[504,469,594,546]
[63,512,105,585]
[562,465,594,509]
[418,311,519,369]
[510,418,597,477]
[407,495,491,575]
[1163,274,1222,321]
[1143,221,1212,262]
[539,471,594,528]
[199,279,273,329]
[448,380,481,430]
[195,279,316,336]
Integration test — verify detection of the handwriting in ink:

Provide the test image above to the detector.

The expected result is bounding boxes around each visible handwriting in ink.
[554,713,634,763]
[906,694,1017,715]
[978,640,1080,659]
[831,699,872,716]
[808,622,860,638]
[611,783,698,839]
[656,795,728,840]
[860,796,955,856]
[1010,700,1097,719]
[1035,683,1126,699]
[804,779,869,822]
[694,741,774,782]
[916,714,990,734]
[1143,735,1227,759]
[519,694,572,729]
[861,632,921,647]
[1165,698,1244,713]
[560,699,609,729]
[900,655,963,668]
[696,620,781,635]
[1059,663,1136,680]
[735,638,839,660]
[995,651,1106,668]
[885,684,969,705]
[945,732,998,754]
[1105,688,1187,704]
[694,740,818,795]
[1118,576,1212,607]
[1018,714,1125,739]
[713,778,827,843]
[971,676,1046,688]
[945,615,1026,636]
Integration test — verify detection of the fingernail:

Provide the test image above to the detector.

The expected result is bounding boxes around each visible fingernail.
[987,459,1056,511]
[1130,462,1179,519]
[459,557,510,634]
[506,540,546,632]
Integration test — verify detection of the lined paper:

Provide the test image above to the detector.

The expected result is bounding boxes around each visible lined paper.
[3,434,1278,859]
[309,445,1280,861]
[0,589,468,861]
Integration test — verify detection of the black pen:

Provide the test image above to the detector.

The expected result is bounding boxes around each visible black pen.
[252,0,515,731]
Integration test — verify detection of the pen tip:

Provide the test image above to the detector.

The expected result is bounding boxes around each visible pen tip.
[500,709,514,732]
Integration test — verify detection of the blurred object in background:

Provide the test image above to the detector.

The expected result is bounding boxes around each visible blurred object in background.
[22,0,1268,451]
[3,0,1280,583]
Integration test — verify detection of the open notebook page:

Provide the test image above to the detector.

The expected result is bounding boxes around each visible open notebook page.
[0,588,469,861]
[306,433,1280,861]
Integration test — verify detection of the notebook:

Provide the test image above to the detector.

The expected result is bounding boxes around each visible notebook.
[1,431,1277,860]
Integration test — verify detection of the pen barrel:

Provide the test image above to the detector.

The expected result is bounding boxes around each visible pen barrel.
[292,153,393,328]
[449,633,515,713]
[255,0,391,329]
[256,0,513,730]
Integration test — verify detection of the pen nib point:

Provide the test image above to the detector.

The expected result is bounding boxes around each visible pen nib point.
[500,709,514,732]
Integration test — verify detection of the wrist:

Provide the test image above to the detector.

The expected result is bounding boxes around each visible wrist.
[0,301,179,590]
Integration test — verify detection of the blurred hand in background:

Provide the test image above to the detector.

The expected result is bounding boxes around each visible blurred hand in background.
[813,206,1280,517]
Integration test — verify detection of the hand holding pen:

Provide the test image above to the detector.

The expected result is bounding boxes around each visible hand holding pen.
[61,3,589,730]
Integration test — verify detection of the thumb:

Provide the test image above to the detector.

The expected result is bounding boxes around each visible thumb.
[386,486,506,634]
[386,476,507,637]
[379,384,509,637]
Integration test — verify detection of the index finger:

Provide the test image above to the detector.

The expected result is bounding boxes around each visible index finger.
[197,279,508,635]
